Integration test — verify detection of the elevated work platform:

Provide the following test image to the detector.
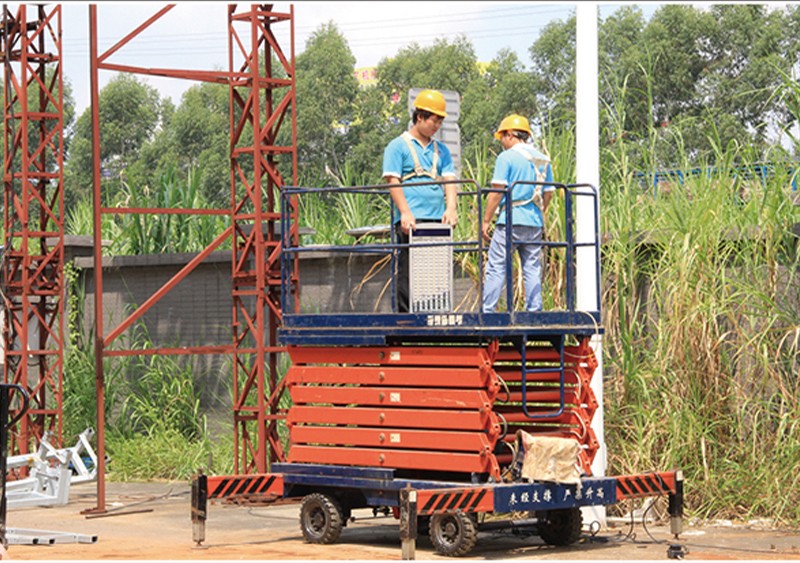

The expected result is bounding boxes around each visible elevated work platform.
[277,181,603,483]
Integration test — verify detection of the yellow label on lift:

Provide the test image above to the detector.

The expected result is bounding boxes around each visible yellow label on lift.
[390,351,401,361]
[390,433,401,443]
[390,392,401,403]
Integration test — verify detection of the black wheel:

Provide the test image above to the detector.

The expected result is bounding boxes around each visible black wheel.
[299,493,344,544]
[428,512,478,557]
[535,507,582,546]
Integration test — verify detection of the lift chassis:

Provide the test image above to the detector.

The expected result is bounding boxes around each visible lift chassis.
[191,463,683,556]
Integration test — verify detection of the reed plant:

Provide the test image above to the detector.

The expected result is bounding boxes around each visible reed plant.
[65,166,229,255]
[297,160,390,247]
[600,68,800,525]
[62,262,124,440]
[64,327,231,480]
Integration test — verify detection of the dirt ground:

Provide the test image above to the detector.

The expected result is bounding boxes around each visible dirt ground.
[4,481,800,561]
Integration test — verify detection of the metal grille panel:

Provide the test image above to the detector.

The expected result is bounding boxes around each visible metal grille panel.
[409,224,453,313]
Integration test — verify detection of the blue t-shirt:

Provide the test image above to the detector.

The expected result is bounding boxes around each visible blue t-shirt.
[491,144,554,227]
[383,133,456,222]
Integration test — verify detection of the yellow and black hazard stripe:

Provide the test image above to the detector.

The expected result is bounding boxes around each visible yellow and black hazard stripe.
[616,471,678,500]
[207,474,284,499]
[417,487,493,515]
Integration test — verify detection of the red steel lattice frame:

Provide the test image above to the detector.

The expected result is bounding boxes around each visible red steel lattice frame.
[228,4,298,475]
[88,3,297,509]
[1,4,65,456]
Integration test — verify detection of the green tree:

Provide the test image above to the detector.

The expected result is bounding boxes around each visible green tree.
[461,48,537,165]
[129,81,229,206]
[65,74,168,206]
[528,15,576,131]
[346,85,398,184]
[539,4,800,169]
[640,5,713,127]
[701,5,795,142]
[295,21,359,185]
[378,35,479,97]
[599,6,649,136]
[377,36,480,129]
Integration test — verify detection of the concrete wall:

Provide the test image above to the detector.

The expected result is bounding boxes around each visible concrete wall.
[72,242,478,412]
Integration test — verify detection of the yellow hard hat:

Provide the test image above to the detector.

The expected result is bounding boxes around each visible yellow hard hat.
[413,89,447,118]
[494,114,532,140]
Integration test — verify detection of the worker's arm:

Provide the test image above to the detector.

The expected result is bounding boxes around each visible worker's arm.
[541,163,555,215]
[481,184,505,241]
[386,176,415,234]
[542,189,553,212]
[442,180,458,226]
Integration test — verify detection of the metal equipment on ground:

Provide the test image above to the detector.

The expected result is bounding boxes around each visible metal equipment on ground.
[6,427,99,509]
[0,384,98,548]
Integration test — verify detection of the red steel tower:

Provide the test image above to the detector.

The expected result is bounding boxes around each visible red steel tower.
[228,4,298,474]
[0,4,65,455]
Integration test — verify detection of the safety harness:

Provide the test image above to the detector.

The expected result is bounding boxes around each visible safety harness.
[504,143,550,209]
[400,131,440,182]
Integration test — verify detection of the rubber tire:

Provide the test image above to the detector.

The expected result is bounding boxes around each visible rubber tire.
[299,493,344,544]
[535,507,582,546]
[428,512,478,557]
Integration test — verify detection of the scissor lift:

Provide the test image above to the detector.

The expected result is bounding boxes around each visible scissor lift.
[190,181,684,557]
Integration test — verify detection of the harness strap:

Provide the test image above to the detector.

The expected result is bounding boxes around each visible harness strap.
[501,144,550,210]
[400,131,440,182]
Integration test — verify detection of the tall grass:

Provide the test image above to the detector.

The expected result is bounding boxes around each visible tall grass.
[63,294,233,480]
[65,337,233,481]
[116,166,228,254]
[600,68,800,525]
[63,262,121,441]
[298,160,390,247]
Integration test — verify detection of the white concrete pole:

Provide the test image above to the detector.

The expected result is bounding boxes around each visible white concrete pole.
[576,1,607,527]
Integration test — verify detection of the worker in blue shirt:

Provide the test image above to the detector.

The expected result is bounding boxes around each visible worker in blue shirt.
[382,89,458,312]
[482,114,554,313]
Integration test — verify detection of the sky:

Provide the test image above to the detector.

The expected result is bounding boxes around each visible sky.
[47,1,663,118]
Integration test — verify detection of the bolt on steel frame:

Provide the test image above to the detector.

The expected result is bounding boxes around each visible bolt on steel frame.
[0,4,65,457]
[88,3,297,509]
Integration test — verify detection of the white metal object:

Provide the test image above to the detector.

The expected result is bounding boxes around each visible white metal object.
[409,223,453,313]
[6,527,97,545]
[5,466,71,509]
[5,427,98,509]
[7,427,98,484]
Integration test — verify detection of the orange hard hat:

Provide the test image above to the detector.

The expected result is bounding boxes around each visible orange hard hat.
[413,89,447,118]
[494,113,532,140]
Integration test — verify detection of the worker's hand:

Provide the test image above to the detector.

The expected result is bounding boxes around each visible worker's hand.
[482,220,493,242]
[400,211,416,234]
[442,207,458,227]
